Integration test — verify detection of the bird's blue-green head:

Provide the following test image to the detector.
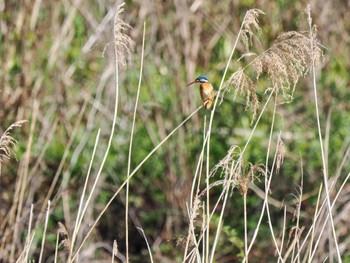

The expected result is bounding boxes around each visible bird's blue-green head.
[187,75,209,86]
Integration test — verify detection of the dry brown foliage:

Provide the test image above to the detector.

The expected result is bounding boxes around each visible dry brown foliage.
[208,145,264,195]
[222,19,323,124]
[241,9,265,51]
[57,222,71,253]
[0,120,27,174]
[113,3,134,69]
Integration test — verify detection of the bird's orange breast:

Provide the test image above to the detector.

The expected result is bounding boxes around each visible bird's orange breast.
[200,83,214,100]
[200,82,215,109]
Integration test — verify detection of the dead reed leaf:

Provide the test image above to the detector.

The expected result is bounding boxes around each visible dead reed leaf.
[113,239,118,257]
[276,136,285,174]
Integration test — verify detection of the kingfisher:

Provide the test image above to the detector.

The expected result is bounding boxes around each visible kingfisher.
[187,75,215,110]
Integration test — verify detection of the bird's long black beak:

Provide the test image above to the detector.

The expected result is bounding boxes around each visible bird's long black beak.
[187,81,196,87]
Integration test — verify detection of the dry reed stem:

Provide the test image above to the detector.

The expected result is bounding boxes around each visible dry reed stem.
[289,172,350,262]
[69,129,101,257]
[125,20,144,263]
[54,232,59,263]
[290,172,303,262]
[184,121,209,262]
[307,173,350,262]
[15,232,34,263]
[264,140,284,262]
[136,227,154,263]
[305,184,323,262]
[38,200,51,263]
[243,192,248,263]
[292,180,336,262]
[278,206,287,263]
[306,4,341,262]
[24,204,34,262]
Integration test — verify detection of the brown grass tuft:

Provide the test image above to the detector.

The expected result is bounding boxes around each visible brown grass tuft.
[113,3,134,69]
[241,9,265,51]
[210,145,241,180]
[209,146,265,195]
[0,120,27,174]
[57,222,71,252]
[223,26,323,124]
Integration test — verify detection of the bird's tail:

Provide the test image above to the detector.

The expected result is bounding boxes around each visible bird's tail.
[205,99,214,110]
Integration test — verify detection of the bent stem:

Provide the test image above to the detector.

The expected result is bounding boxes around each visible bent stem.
[307,6,342,262]
[125,22,146,262]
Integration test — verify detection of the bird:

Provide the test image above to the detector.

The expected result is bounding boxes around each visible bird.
[187,75,215,110]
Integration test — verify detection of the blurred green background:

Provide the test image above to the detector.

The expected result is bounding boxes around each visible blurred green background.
[1,0,350,262]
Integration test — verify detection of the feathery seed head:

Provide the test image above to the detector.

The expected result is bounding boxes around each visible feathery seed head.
[114,3,134,69]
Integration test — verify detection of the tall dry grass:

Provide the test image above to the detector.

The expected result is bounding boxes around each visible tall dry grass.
[1,1,350,262]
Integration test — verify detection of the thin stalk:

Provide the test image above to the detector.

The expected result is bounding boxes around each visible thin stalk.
[205,115,210,263]
[137,227,154,263]
[262,94,281,261]
[307,7,341,262]
[293,172,350,263]
[24,204,34,262]
[291,167,303,263]
[263,137,284,262]
[307,184,323,262]
[54,232,59,263]
[125,22,146,263]
[69,129,101,257]
[207,12,250,262]
[202,201,205,263]
[183,203,201,263]
[279,206,287,263]
[245,91,278,261]
[38,201,50,263]
[243,192,248,263]
[308,173,350,262]
[184,130,209,262]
